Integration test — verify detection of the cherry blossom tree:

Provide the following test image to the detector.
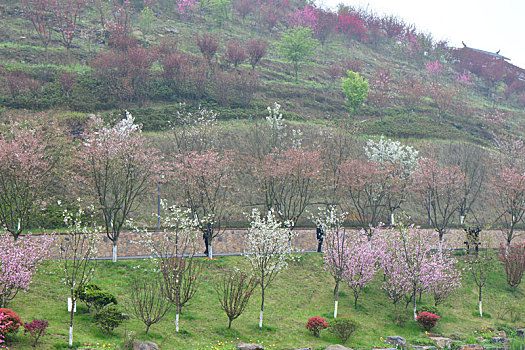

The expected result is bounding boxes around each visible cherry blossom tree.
[380,224,434,319]
[77,111,164,262]
[364,136,419,225]
[243,208,294,328]
[0,126,57,241]
[367,69,395,121]
[343,231,382,308]
[287,4,318,29]
[411,158,465,251]
[426,253,462,306]
[0,232,52,307]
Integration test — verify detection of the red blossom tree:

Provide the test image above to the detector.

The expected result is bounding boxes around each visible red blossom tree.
[336,10,367,44]
[367,69,395,120]
[196,32,219,66]
[247,38,268,70]
[77,112,164,262]
[314,8,336,46]
[225,41,247,68]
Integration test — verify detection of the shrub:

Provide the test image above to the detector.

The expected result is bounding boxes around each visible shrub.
[416,311,440,332]
[0,309,23,336]
[328,315,359,344]
[499,243,525,288]
[24,319,49,347]
[75,284,118,313]
[247,39,268,70]
[418,305,440,316]
[93,305,128,334]
[306,316,328,337]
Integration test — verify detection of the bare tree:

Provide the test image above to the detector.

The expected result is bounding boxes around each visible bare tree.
[214,269,258,329]
[129,278,171,335]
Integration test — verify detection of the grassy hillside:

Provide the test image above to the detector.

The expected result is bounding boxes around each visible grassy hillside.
[0,0,523,142]
[5,254,525,349]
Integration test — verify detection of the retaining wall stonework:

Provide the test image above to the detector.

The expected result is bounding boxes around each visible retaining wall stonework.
[25,228,525,260]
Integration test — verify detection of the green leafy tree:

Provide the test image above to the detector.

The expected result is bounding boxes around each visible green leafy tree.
[209,0,231,27]
[278,26,318,81]
[341,70,369,116]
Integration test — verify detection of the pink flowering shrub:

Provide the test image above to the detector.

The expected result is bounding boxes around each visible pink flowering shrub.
[416,311,440,331]
[306,316,328,337]
[288,5,318,29]
[425,60,443,76]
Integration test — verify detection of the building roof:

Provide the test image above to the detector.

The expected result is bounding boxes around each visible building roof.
[461,42,510,60]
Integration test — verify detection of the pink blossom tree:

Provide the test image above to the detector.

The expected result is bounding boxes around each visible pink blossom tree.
[53,0,85,53]
[0,126,57,241]
[77,111,164,262]
[287,5,318,29]
[0,233,52,307]
[426,253,462,306]
[379,225,435,319]
[411,157,465,251]
[343,231,382,308]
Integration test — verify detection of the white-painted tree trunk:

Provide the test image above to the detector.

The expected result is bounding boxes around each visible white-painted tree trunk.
[259,310,263,328]
[413,300,417,321]
[334,300,338,318]
[391,213,395,226]
[176,313,179,332]
[112,244,118,263]
[69,326,73,347]
[460,215,465,225]
[479,300,483,318]
[208,244,213,260]
[438,238,443,254]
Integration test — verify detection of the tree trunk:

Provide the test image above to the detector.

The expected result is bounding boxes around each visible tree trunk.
[208,243,213,260]
[69,297,75,347]
[479,285,483,317]
[146,324,151,335]
[413,290,417,321]
[112,242,118,263]
[228,318,232,329]
[176,312,179,332]
[391,212,395,226]
[259,287,265,328]
[334,281,339,318]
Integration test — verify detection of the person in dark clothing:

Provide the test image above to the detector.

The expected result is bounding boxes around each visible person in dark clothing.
[316,225,324,253]
[203,222,212,256]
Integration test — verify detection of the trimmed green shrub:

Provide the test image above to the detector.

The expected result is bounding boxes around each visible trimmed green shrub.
[75,284,117,313]
[93,305,128,334]
[418,305,440,316]
[328,315,359,344]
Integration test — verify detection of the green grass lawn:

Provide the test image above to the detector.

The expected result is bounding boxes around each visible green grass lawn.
[5,253,525,350]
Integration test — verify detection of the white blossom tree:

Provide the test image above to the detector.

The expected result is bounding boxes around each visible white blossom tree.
[364,135,419,225]
[132,202,201,332]
[315,207,348,318]
[59,203,98,347]
[243,208,294,328]
[78,111,164,262]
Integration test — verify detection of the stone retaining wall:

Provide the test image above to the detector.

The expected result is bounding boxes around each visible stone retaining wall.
[26,227,525,260]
